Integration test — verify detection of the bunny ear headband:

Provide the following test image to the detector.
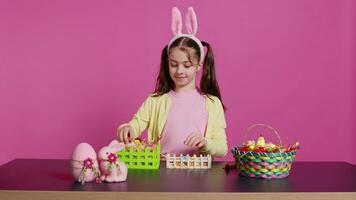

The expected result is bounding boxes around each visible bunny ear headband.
[167,7,205,63]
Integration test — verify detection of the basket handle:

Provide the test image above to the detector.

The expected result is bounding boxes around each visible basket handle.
[242,123,282,145]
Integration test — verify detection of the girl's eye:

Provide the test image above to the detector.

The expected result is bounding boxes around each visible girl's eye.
[169,62,178,67]
[184,63,193,68]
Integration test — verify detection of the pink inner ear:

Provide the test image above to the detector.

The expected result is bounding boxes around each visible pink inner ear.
[185,7,198,35]
[171,7,182,35]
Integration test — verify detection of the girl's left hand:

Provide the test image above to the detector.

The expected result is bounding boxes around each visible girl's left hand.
[184,133,207,149]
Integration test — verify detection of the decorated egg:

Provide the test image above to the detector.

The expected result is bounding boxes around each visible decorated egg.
[126,142,137,149]
[70,143,99,183]
[242,140,254,150]
[265,142,276,151]
[256,134,266,147]
[134,139,141,145]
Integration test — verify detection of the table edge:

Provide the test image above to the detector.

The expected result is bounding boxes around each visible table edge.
[1,190,356,200]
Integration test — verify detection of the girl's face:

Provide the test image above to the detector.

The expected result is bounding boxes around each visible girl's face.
[168,47,202,91]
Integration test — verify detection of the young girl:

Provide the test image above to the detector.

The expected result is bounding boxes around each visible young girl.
[117,7,227,157]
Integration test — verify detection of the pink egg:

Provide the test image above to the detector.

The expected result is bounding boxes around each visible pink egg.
[70,143,99,183]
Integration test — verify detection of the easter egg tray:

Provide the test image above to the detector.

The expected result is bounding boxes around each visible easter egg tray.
[165,154,212,169]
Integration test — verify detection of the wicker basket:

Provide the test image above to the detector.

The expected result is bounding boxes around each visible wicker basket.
[116,144,160,169]
[232,124,297,178]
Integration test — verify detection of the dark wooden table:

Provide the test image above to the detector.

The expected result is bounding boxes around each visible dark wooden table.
[0,159,355,200]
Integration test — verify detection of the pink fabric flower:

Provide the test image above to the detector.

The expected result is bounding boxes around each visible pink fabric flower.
[83,158,94,169]
[108,153,117,163]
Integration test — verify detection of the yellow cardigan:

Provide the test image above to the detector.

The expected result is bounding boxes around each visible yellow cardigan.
[120,93,228,157]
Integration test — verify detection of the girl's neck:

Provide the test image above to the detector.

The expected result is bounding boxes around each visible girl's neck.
[170,86,199,99]
[174,85,197,93]
[173,77,198,93]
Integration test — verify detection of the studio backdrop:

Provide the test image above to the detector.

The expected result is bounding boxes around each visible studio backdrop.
[0,0,355,165]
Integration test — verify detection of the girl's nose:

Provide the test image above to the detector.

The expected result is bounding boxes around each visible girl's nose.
[176,65,184,74]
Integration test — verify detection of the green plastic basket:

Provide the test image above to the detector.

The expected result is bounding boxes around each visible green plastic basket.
[116,144,160,169]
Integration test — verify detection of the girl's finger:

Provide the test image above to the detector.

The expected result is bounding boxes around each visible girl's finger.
[193,137,204,147]
[187,135,200,147]
[196,139,206,148]
[184,133,196,145]
[127,128,133,142]
[185,134,198,146]
[126,128,132,143]
[119,129,124,142]
[123,128,129,144]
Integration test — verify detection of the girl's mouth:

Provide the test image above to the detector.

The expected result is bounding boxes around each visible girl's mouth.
[175,77,186,81]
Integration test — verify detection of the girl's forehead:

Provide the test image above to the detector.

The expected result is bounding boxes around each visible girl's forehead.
[169,47,198,61]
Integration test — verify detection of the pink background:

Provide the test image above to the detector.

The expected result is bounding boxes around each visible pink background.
[0,0,355,165]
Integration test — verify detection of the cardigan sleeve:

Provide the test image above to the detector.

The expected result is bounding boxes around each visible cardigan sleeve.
[201,97,228,157]
[126,95,152,138]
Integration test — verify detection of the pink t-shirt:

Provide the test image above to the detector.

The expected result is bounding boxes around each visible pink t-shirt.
[160,89,208,156]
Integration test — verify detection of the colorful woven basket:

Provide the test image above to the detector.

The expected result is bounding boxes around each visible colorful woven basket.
[232,124,297,179]
[116,144,160,169]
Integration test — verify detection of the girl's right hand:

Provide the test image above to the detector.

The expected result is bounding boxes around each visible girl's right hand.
[117,124,135,144]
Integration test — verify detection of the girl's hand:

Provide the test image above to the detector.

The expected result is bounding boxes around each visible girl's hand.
[184,132,207,149]
[117,124,134,144]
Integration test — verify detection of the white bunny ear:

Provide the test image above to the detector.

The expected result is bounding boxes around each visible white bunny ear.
[109,140,119,147]
[110,142,125,152]
[171,7,182,35]
[185,7,198,35]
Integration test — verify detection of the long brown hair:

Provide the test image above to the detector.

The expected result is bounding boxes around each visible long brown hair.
[153,36,226,110]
